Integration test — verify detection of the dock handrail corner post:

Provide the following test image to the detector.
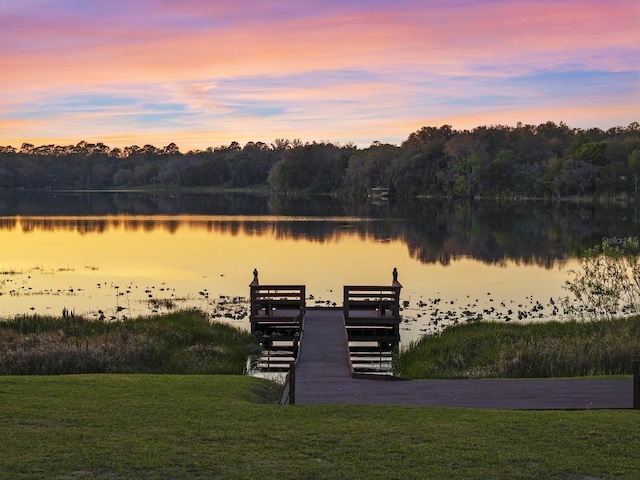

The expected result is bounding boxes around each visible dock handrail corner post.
[392,267,402,317]
[392,267,402,288]
[633,359,639,409]
[249,269,259,317]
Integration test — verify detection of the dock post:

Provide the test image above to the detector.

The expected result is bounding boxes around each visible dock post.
[633,360,639,409]
[289,362,296,405]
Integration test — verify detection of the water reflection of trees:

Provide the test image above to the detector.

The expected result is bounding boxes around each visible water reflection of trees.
[390,200,635,267]
[0,192,272,217]
[1,193,639,267]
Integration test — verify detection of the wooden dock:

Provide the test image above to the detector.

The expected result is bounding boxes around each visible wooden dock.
[292,309,634,408]
[249,270,637,409]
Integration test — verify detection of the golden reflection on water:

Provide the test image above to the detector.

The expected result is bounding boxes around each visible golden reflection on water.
[0,216,579,343]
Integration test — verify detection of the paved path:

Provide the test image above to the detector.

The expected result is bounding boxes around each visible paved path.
[293,309,634,409]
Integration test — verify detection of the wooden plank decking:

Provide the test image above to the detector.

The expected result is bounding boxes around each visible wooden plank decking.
[293,309,634,409]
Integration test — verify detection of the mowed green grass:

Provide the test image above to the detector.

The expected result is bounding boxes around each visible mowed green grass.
[1,375,638,479]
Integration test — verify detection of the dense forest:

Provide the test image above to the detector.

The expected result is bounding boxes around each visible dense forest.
[1,122,639,198]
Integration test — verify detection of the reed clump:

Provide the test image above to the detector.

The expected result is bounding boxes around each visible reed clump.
[395,316,640,379]
[0,310,258,375]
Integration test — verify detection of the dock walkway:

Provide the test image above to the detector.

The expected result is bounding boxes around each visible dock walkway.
[293,309,634,409]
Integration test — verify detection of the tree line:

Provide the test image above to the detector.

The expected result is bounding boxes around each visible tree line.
[1,122,639,198]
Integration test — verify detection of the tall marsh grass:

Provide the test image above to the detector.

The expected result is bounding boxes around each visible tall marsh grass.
[0,310,259,375]
[564,240,640,321]
[395,316,640,379]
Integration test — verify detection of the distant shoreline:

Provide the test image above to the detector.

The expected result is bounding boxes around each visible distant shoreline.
[1,187,638,204]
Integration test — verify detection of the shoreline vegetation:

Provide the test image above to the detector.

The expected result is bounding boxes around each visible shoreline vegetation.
[2,308,638,380]
[395,316,640,379]
[0,310,260,375]
[2,183,640,205]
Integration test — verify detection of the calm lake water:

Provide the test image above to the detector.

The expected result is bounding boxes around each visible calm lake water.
[1,192,638,345]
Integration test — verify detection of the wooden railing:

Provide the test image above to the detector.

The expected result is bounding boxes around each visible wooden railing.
[250,284,305,328]
[249,280,305,377]
[343,285,402,321]
[342,283,402,355]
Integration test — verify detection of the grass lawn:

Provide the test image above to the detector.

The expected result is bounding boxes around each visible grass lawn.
[1,375,638,479]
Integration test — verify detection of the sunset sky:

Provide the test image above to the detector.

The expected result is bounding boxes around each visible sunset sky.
[1,0,638,151]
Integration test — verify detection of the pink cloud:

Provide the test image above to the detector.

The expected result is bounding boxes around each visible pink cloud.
[0,0,637,149]
[3,1,637,86]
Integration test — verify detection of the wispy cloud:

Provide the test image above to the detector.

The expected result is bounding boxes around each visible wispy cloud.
[0,0,638,149]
